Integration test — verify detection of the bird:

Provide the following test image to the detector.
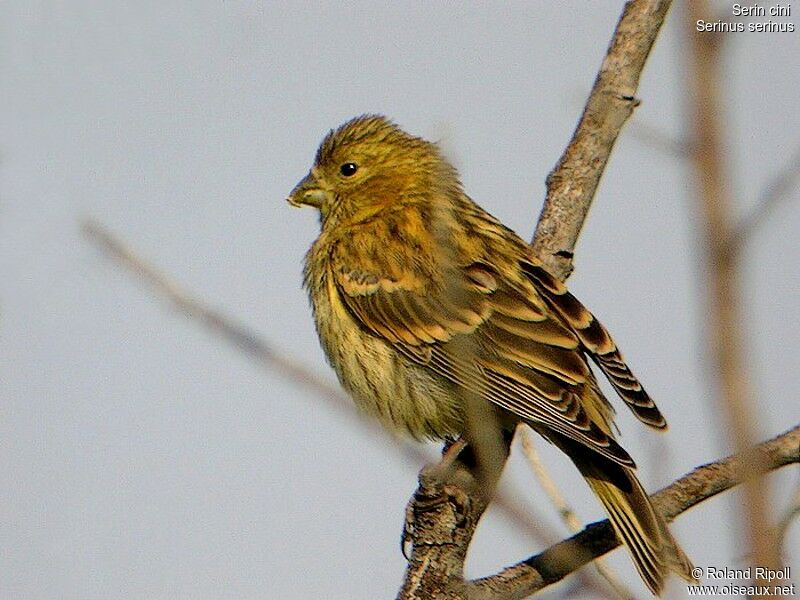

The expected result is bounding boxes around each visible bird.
[287,114,694,595]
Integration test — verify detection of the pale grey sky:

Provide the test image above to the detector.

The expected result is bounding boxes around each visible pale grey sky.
[1,2,798,599]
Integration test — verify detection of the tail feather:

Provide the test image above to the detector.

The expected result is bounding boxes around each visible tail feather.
[551,434,696,595]
[586,466,672,594]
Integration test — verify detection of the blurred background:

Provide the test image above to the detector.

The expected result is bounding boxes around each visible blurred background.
[1,2,798,598]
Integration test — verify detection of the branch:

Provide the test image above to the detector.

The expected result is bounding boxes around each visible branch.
[730,143,800,255]
[531,0,673,280]
[776,485,800,552]
[401,425,799,600]
[628,119,689,158]
[686,0,782,578]
[81,219,356,419]
[80,218,556,547]
[400,2,676,597]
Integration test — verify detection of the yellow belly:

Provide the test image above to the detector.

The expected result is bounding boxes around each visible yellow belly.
[311,271,463,439]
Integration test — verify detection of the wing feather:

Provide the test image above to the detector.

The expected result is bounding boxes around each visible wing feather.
[521,260,668,429]
[335,259,636,466]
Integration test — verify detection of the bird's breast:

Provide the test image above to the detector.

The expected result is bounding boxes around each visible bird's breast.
[305,255,463,439]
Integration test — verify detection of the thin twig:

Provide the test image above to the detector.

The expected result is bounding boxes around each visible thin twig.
[82,219,356,415]
[776,484,800,554]
[80,218,554,546]
[730,144,800,254]
[628,119,689,158]
[520,427,638,600]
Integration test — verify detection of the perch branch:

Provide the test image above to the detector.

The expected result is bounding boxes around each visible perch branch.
[400,2,676,597]
[531,0,673,280]
[400,425,798,600]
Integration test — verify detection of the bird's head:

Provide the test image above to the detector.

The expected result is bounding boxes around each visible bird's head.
[287,115,459,228]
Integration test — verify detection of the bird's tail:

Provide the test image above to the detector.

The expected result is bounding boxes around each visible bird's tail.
[553,436,696,595]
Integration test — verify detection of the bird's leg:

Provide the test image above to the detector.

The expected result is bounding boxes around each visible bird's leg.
[401,430,513,558]
[401,436,473,558]
[441,436,469,468]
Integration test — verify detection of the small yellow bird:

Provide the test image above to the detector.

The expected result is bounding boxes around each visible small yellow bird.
[288,115,694,595]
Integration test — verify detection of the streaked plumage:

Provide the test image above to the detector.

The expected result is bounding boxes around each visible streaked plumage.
[288,115,694,594]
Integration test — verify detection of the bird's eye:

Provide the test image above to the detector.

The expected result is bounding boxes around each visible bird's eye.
[339,162,358,177]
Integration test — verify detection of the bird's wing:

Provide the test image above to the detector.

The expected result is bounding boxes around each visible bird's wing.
[333,256,636,467]
[518,260,666,429]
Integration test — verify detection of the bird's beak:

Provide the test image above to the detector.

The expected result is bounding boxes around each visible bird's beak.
[287,172,328,209]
